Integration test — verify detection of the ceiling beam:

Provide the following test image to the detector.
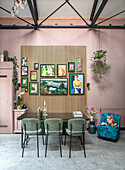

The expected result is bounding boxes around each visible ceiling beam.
[0,24,124,29]
[27,0,37,27]
[96,9,125,26]
[90,0,99,21]
[0,6,34,26]
[91,0,108,26]
[33,0,38,21]
[39,1,67,26]
[66,0,89,26]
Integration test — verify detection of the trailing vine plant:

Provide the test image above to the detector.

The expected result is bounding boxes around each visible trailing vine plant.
[12,56,19,90]
[90,50,111,79]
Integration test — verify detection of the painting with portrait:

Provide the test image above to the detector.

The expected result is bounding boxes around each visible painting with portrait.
[69,73,84,95]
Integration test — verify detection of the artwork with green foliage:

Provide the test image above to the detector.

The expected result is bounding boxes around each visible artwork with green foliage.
[40,78,68,95]
[12,56,19,90]
[90,50,111,79]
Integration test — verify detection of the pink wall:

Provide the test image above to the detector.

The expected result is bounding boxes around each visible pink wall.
[0,19,125,126]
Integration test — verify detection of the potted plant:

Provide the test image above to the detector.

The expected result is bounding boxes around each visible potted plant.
[17,101,23,110]
[90,50,111,79]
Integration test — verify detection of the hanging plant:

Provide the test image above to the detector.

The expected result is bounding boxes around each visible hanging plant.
[90,50,111,79]
[12,56,19,90]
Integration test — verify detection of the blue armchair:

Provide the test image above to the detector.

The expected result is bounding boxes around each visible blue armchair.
[97,113,120,141]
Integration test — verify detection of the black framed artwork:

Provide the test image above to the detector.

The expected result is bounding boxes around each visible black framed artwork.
[30,71,37,81]
[21,66,28,76]
[68,62,75,72]
[57,64,67,77]
[34,63,39,70]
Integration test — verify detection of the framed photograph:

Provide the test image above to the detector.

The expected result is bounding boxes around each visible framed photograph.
[21,78,28,87]
[40,64,55,77]
[21,66,28,76]
[57,64,67,77]
[40,78,68,95]
[76,57,83,72]
[34,63,39,70]
[30,71,37,81]
[29,82,39,95]
[25,88,28,92]
[22,57,28,66]
[69,73,84,95]
[68,62,75,72]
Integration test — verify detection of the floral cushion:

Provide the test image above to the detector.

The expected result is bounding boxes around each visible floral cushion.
[97,113,120,140]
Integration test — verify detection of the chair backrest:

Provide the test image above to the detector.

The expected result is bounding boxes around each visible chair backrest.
[44,118,63,132]
[68,119,86,131]
[100,113,120,127]
[22,118,40,131]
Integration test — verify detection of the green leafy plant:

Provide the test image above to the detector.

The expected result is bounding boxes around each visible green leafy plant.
[12,56,19,90]
[18,101,23,108]
[90,50,111,79]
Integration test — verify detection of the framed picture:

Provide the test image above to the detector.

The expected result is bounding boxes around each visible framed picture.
[40,64,55,77]
[76,57,83,72]
[68,62,75,72]
[57,64,67,77]
[69,73,84,95]
[34,63,39,70]
[21,78,28,87]
[21,66,28,76]
[25,88,28,92]
[30,71,37,81]
[22,57,28,66]
[29,82,39,95]
[40,78,68,95]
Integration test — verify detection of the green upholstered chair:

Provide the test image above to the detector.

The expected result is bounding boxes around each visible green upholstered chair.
[21,118,44,157]
[44,118,63,157]
[64,119,86,158]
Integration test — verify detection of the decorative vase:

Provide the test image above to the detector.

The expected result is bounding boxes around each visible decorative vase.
[90,116,93,121]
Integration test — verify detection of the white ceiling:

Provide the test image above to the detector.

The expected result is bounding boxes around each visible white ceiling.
[0,0,125,18]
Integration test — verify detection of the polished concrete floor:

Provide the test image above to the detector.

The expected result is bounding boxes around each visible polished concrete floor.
[0,131,125,170]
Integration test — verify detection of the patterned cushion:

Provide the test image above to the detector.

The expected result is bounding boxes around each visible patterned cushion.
[97,113,120,140]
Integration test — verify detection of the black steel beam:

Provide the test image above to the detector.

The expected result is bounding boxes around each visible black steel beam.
[0,6,34,26]
[27,0,37,26]
[90,0,98,21]
[66,0,89,26]
[0,24,125,29]
[91,0,108,26]
[39,1,67,26]
[96,10,125,26]
[33,0,38,21]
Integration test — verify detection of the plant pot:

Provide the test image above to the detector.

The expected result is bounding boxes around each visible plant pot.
[90,116,93,121]
[17,106,22,110]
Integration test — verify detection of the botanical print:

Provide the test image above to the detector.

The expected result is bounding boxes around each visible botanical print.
[29,82,38,95]
[21,78,28,87]
[40,78,68,95]
[69,74,84,95]
[22,57,28,66]
[57,64,67,77]
[21,66,28,76]
[30,71,37,81]
[40,64,55,77]
[76,57,83,72]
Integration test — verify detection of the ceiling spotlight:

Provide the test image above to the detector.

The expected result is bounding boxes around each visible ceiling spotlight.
[15,0,21,7]
[20,0,27,9]
[11,6,18,17]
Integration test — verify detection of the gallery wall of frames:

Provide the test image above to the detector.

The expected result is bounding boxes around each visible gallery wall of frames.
[21,46,87,113]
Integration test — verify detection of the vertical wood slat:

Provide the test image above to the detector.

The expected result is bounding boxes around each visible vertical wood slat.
[21,46,87,114]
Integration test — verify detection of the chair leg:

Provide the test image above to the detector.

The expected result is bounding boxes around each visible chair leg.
[45,135,48,157]
[64,134,66,145]
[61,135,63,145]
[69,134,72,158]
[21,126,23,148]
[83,132,86,158]
[37,134,39,157]
[22,133,26,157]
[59,134,62,157]
[42,134,44,145]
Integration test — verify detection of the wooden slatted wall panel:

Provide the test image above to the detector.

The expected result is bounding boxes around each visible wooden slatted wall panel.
[21,46,87,114]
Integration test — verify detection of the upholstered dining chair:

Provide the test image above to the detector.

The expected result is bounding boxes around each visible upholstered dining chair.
[44,118,63,157]
[97,113,120,141]
[21,118,44,157]
[64,119,86,158]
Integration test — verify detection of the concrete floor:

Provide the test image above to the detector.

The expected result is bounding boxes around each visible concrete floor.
[0,131,125,170]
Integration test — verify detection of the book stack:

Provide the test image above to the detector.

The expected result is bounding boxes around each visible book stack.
[73,111,83,118]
